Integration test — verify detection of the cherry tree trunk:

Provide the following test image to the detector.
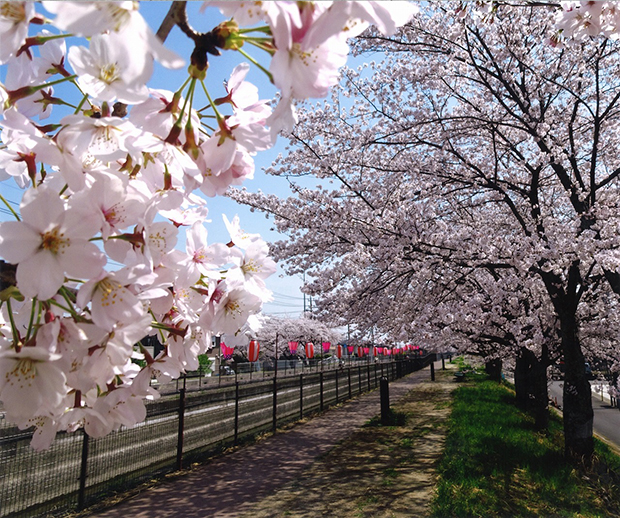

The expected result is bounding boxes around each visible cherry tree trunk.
[514,347,549,430]
[560,313,594,461]
[514,351,529,411]
[485,358,503,382]
[529,354,549,431]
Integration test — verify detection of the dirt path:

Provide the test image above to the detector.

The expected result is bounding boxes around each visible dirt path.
[86,362,456,518]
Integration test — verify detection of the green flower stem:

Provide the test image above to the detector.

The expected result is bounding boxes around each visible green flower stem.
[25,297,38,341]
[238,47,274,81]
[201,82,225,123]
[59,285,78,303]
[149,310,168,343]
[174,76,192,100]
[239,36,273,44]
[48,298,78,317]
[6,299,22,347]
[0,193,20,221]
[75,93,89,114]
[174,77,196,128]
[9,75,79,105]
[237,26,271,35]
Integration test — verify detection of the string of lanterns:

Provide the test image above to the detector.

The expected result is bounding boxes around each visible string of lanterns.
[218,340,424,362]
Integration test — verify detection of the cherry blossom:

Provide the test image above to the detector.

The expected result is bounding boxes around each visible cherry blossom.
[0,347,67,426]
[43,1,184,74]
[77,268,146,332]
[0,186,105,300]
[0,1,418,449]
[0,1,34,64]
[68,32,151,104]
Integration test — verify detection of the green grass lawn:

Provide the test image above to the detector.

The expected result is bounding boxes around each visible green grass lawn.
[431,377,620,517]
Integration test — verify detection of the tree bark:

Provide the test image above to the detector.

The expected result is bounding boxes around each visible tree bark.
[514,347,549,430]
[528,350,549,431]
[485,358,503,382]
[514,350,528,410]
[560,311,594,461]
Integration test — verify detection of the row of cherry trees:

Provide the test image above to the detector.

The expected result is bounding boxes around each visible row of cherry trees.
[231,1,620,460]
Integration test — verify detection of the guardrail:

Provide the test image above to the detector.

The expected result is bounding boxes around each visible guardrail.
[0,355,434,518]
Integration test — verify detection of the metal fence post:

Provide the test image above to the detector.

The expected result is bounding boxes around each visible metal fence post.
[367,364,371,391]
[176,387,186,471]
[430,361,435,381]
[358,365,362,393]
[299,374,304,420]
[320,371,324,411]
[77,429,89,510]
[335,368,339,403]
[272,377,278,434]
[234,381,239,445]
[380,377,390,426]
[348,367,352,399]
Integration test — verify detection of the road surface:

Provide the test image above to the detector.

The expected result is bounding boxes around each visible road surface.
[548,381,620,451]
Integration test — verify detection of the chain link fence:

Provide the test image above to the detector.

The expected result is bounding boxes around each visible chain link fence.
[1,356,434,517]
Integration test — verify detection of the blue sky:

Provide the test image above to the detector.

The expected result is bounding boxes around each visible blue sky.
[0,2,308,317]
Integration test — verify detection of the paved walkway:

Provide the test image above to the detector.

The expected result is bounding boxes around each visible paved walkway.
[87,363,441,518]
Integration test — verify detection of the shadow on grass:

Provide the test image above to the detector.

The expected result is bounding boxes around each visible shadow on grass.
[432,380,618,517]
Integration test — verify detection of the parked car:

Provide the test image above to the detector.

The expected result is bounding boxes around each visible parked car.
[320,356,345,367]
[218,365,235,376]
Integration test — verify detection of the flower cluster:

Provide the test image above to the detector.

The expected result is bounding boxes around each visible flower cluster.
[0,1,416,449]
[555,1,620,40]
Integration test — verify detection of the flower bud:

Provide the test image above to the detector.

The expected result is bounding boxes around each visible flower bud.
[214,20,244,50]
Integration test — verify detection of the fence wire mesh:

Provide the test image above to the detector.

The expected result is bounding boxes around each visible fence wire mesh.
[0,356,433,517]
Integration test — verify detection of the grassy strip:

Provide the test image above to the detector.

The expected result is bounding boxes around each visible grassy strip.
[431,378,620,517]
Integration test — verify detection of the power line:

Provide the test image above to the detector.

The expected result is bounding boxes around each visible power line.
[271,291,305,300]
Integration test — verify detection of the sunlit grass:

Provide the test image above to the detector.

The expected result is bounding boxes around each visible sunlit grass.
[431,380,620,517]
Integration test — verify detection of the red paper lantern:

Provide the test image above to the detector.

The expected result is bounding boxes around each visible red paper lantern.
[347,345,354,354]
[377,347,383,355]
[322,341,331,353]
[221,342,233,360]
[336,344,343,359]
[288,341,299,354]
[248,340,260,362]
[358,346,364,358]
[305,342,314,359]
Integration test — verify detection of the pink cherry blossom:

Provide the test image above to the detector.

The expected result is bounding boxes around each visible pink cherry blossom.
[0,0,406,449]
[77,268,146,332]
[57,113,162,163]
[44,1,184,74]
[4,52,54,119]
[0,347,67,426]
[0,108,63,187]
[68,32,151,104]
[0,186,106,300]
[201,281,263,335]
[179,221,239,286]
[0,1,34,64]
